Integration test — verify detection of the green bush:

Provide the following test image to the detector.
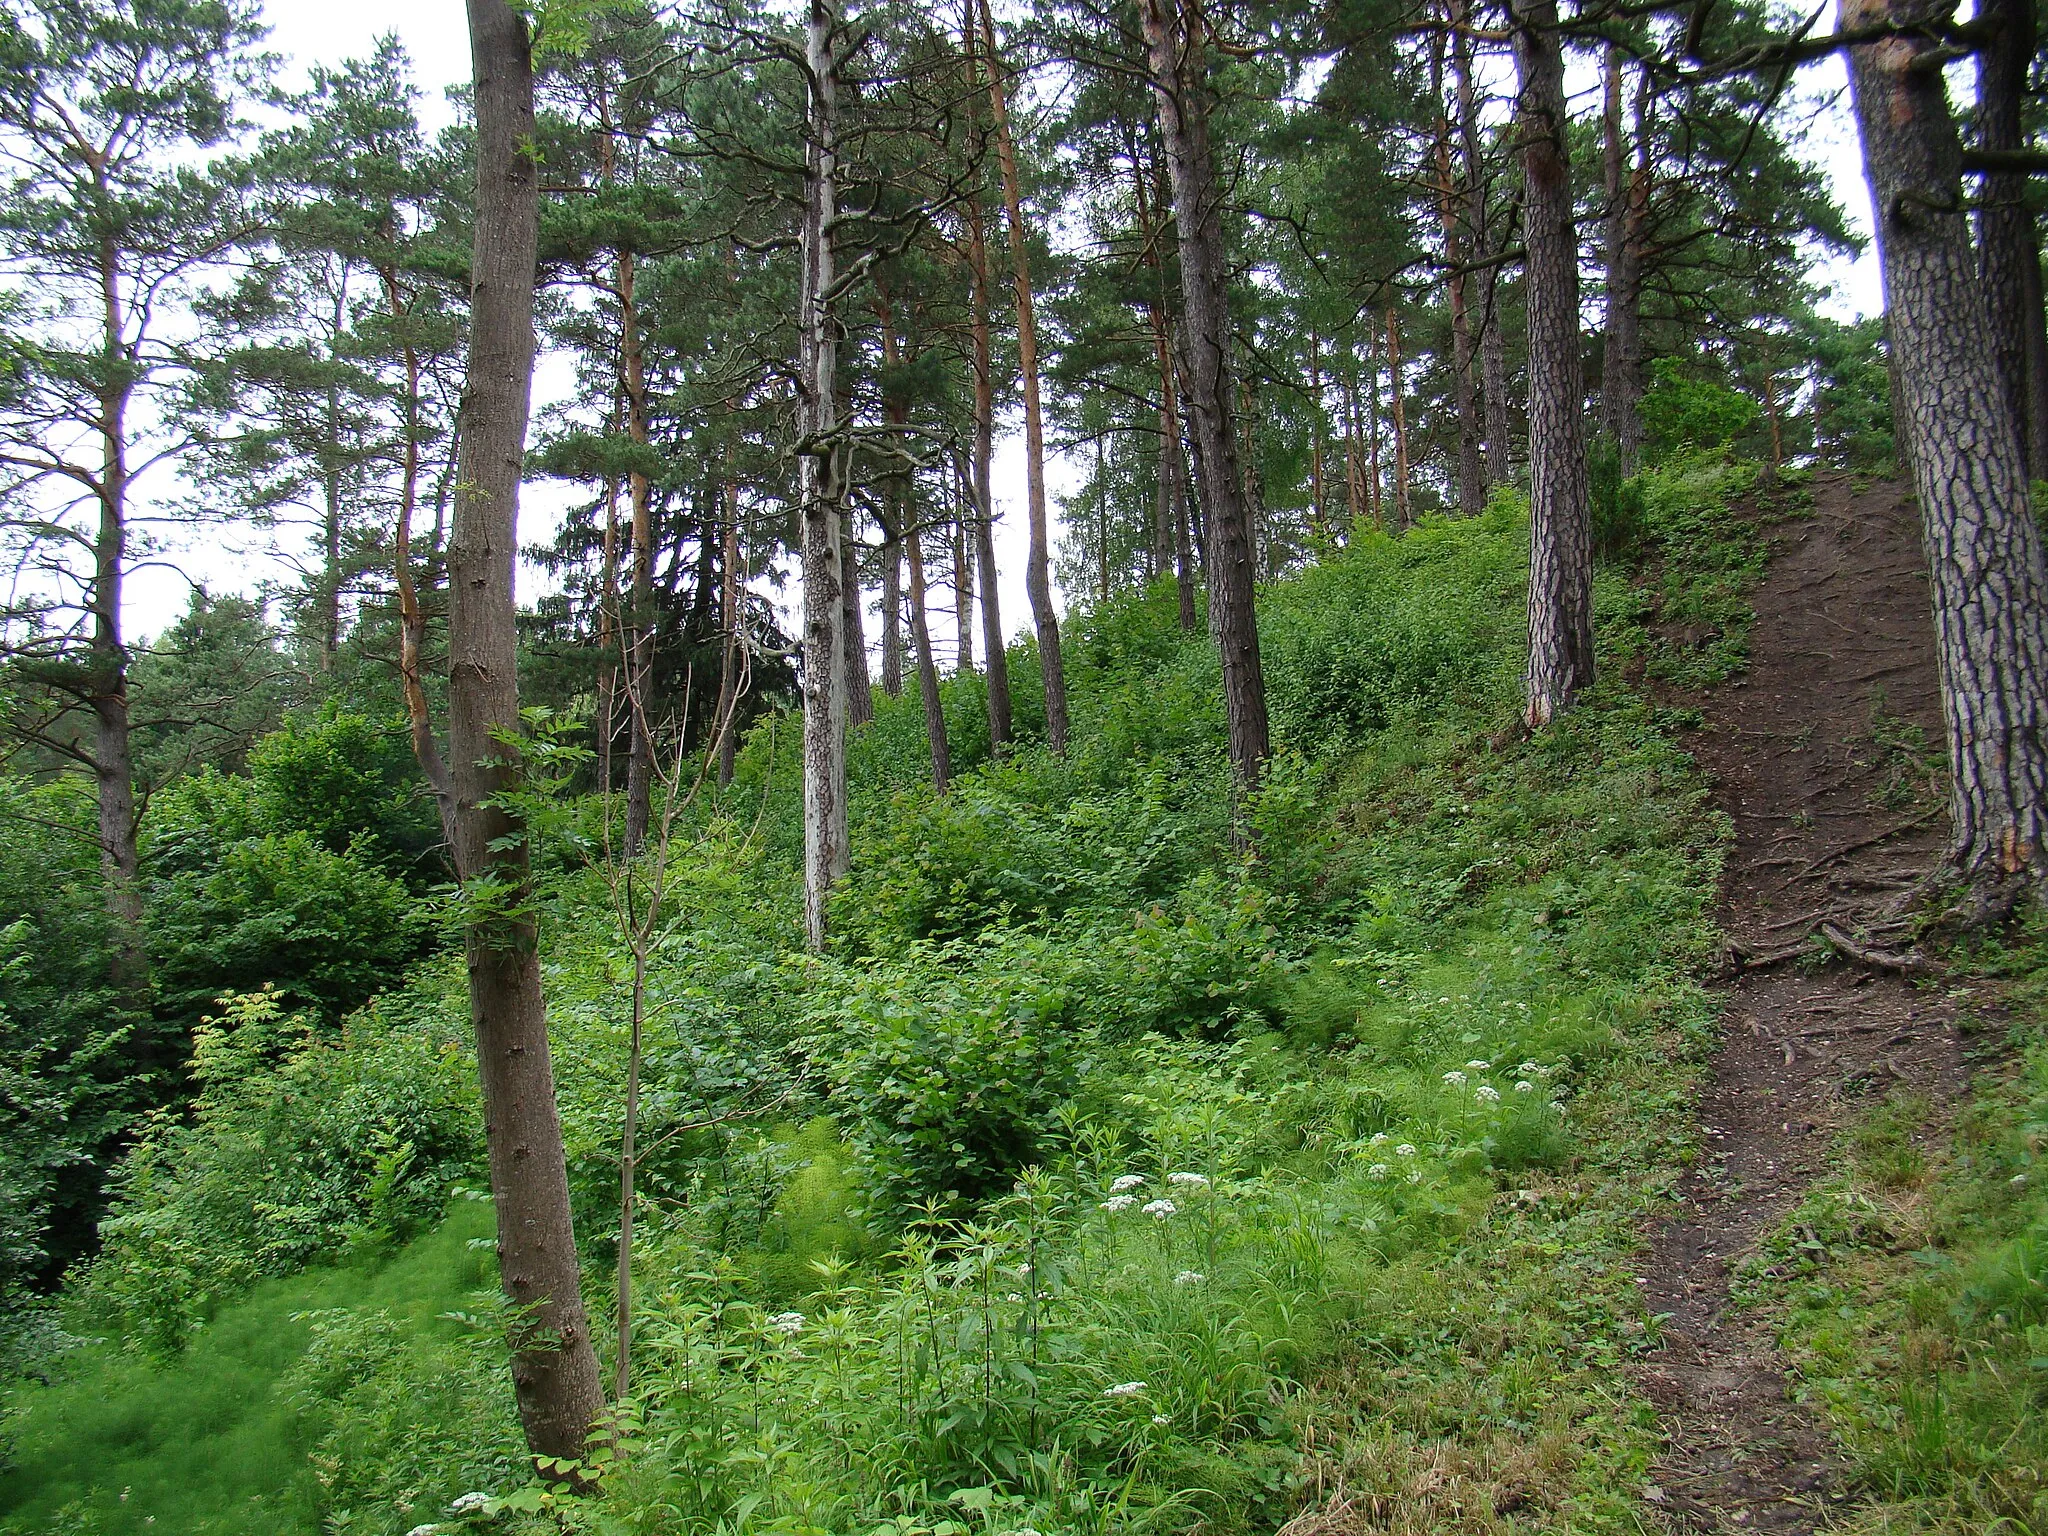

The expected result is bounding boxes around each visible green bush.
[78,989,478,1353]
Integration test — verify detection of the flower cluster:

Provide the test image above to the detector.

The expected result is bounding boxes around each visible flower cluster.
[1174,1270,1205,1285]
[1100,1194,1138,1213]
[1104,1380,1146,1397]
[1110,1173,1147,1193]
[1142,1198,1176,1220]
[769,1311,805,1336]
[1166,1171,1209,1188]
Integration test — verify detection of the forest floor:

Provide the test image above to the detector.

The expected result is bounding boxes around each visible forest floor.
[1637,473,1974,1534]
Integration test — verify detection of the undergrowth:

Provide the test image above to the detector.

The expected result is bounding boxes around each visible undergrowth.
[1740,920,2048,1536]
[2,467,1753,1536]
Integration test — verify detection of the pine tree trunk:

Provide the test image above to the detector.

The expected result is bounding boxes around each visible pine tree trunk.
[842,511,873,733]
[907,522,950,793]
[960,11,1012,750]
[1599,48,1647,472]
[1365,332,1383,527]
[91,382,144,993]
[1975,0,2048,481]
[444,0,605,1464]
[1513,0,1595,728]
[978,0,1067,752]
[1432,24,1484,517]
[619,245,656,855]
[801,0,850,949]
[1452,11,1512,484]
[953,507,974,671]
[1309,331,1328,534]
[879,518,903,697]
[714,486,742,787]
[1385,308,1411,528]
[1845,0,2048,904]
[1341,363,1363,534]
[1140,0,1270,786]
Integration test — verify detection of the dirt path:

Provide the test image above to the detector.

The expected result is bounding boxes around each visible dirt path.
[1635,475,1970,1533]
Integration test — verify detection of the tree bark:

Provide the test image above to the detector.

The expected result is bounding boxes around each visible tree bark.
[959,8,1013,750]
[1453,10,1512,484]
[842,512,873,731]
[879,518,904,696]
[1432,24,1484,517]
[1385,308,1411,529]
[907,521,951,793]
[977,0,1067,752]
[1845,0,2048,902]
[1975,0,2048,481]
[1599,47,1648,472]
[953,506,974,672]
[442,0,605,1465]
[801,0,850,949]
[714,483,742,787]
[1141,0,1269,786]
[1513,0,1595,728]
[1308,331,1328,534]
[618,243,656,855]
[91,354,144,992]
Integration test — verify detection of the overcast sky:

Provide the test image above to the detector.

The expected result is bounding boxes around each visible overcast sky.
[127,2,1884,647]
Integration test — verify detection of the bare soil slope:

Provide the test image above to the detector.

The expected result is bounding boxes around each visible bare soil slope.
[1637,475,1970,1533]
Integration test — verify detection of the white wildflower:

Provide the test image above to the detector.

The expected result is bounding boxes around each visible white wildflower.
[407,1527,444,1536]
[1515,1080,1535,1093]
[1006,1293,1025,1304]
[1369,1132,1390,1147]
[1443,1070,1467,1086]
[1366,1163,1390,1180]
[1152,1413,1172,1425]
[769,1311,805,1336]
[1395,1143,1417,1157]
[1466,1060,1491,1071]
[1110,1173,1148,1193]
[1142,1198,1177,1219]
[1166,1171,1210,1187]
[448,1493,494,1516]
[1174,1270,1205,1285]
[1475,1085,1501,1103]
[1100,1194,1138,1213]
[1408,1170,1423,1184]
[1105,1380,1146,1397]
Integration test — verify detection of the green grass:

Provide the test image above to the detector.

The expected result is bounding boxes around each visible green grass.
[1,464,1772,1535]
[0,1201,499,1535]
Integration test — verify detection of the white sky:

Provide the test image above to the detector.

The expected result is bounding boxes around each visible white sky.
[131,1,1883,646]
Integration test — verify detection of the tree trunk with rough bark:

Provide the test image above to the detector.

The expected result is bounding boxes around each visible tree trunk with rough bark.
[879,519,903,696]
[1975,0,2048,481]
[907,521,950,793]
[715,485,742,787]
[960,4,1012,751]
[1140,0,1269,786]
[1598,47,1647,472]
[1453,10,1512,484]
[618,243,656,855]
[91,366,144,992]
[953,508,974,672]
[437,0,606,1466]
[1431,24,1484,516]
[1845,0,2048,907]
[1385,308,1411,529]
[801,0,850,949]
[977,0,1067,752]
[1513,0,1595,728]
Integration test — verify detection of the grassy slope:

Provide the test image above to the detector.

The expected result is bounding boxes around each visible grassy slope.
[2,472,1770,1535]
[0,1201,501,1535]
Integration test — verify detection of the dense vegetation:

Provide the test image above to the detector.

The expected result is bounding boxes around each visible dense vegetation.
[3,466,1748,1534]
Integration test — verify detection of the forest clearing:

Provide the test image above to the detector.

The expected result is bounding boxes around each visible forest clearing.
[3,0,2048,1533]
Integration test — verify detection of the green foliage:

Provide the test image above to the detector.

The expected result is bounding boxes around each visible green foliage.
[0,780,156,1321]
[1639,357,1762,462]
[1746,923,2048,1535]
[1588,438,1650,563]
[4,468,1754,1535]
[76,989,478,1354]
[0,1201,508,1536]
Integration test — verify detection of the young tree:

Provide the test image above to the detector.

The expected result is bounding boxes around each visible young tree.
[1511,0,1593,729]
[0,0,266,990]
[409,0,607,1464]
[974,0,1067,753]
[1842,0,2048,912]
[1138,0,1269,786]
[1973,0,2048,477]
